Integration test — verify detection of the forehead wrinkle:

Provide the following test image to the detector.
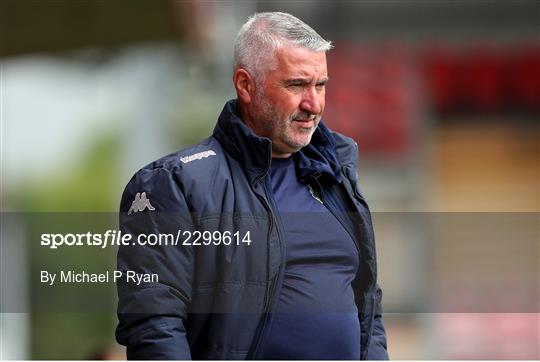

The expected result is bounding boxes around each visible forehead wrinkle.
[279,63,327,78]
[285,76,312,82]
[281,59,326,74]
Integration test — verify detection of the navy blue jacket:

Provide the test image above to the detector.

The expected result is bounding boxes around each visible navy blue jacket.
[116,99,389,360]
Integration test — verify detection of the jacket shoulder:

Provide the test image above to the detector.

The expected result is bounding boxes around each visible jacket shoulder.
[140,137,222,174]
[120,137,224,212]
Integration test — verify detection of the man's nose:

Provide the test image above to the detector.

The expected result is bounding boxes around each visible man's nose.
[300,87,323,115]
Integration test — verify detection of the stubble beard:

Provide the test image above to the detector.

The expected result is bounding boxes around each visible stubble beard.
[254,91,320,153]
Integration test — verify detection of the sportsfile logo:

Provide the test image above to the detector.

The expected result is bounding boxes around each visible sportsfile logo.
[180,150,216,164]
[128,192,155,215]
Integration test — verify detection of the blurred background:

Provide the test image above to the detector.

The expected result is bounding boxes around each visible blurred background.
[1,0,538,359]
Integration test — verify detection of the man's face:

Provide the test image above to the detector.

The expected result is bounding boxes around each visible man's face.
[250,45,328,157]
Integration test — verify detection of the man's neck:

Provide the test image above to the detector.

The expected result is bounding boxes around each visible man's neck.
[272,150,292,158]
[237,101,293,159]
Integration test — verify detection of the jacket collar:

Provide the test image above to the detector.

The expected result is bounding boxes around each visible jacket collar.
[213,99,344,184]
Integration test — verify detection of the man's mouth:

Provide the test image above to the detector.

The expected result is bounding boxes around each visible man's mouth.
[291,113,319,129]
[294,118,313,124]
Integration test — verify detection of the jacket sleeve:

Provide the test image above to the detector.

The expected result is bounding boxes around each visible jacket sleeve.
[365,285,389,360]
[116,167,195,360]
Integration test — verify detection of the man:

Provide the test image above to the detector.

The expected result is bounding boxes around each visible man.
[116,12,388,360]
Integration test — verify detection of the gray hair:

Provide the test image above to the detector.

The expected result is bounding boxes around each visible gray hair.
[233,12,332,84]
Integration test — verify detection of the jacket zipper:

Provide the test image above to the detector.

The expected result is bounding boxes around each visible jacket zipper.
[247,175,285,359]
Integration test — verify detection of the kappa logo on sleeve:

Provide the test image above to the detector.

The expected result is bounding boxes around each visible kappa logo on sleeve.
[128,192,156,215]
[180,150,216,164]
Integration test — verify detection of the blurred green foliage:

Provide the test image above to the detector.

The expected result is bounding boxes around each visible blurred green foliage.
[12,130,121,359]
[14,131,120,212]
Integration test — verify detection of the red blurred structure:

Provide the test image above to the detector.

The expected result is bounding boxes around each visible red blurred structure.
[422,43,540,114]
[324,41,540,157]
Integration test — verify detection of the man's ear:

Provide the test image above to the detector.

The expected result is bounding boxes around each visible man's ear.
[233,68,255,104]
